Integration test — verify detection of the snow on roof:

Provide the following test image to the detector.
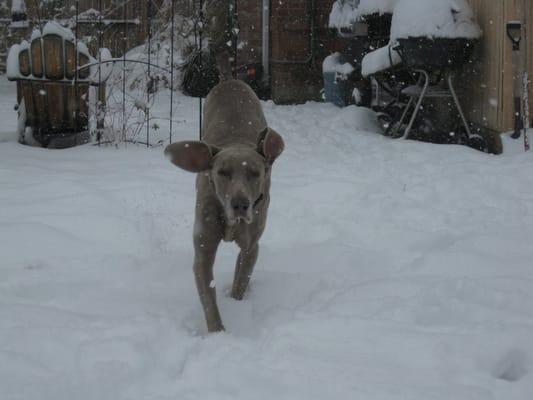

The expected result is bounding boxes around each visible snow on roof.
[390,0,482,40]
[329,0,397,29]
[361,43,401,77]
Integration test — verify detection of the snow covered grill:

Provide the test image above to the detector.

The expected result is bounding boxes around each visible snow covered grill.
[6,21,110,147]
[395,38,476,70]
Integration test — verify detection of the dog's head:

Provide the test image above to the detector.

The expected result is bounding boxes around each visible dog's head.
[165,128,284,225]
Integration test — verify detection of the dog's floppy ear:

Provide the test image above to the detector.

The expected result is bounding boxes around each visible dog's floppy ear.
[164,141,219,173]
[257,127,284,164]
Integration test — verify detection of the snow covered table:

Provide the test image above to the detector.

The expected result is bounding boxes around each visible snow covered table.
[7,21,111,148]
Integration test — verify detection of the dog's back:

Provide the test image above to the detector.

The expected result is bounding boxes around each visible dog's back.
[202,80,267,148]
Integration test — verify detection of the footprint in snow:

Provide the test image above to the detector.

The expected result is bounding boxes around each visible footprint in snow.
[493,349,528,382]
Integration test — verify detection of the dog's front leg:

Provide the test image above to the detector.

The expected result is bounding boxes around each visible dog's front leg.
[193,240,224,332]
[231,243,259,300]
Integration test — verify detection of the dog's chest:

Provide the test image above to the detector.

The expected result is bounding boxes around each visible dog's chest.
[222,221,253,247]
[223,223,237,242]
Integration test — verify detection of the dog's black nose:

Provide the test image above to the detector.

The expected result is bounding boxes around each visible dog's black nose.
[231,197,250,215]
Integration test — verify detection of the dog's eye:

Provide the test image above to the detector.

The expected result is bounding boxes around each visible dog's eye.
[248,169,261,179]
[217,169,231,178]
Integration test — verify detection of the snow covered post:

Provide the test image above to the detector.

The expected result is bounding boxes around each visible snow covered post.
[10,0,26,23]
[8,0,29,54]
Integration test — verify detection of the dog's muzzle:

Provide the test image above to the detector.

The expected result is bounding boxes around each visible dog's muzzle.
[227,196,252,224]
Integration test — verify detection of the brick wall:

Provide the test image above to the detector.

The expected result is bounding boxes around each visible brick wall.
[236,0,262,65]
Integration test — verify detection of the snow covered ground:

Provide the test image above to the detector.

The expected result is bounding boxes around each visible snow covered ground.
[1,75,533,400]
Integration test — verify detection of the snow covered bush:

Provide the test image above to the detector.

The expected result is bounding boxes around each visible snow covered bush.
[390,0,481,40]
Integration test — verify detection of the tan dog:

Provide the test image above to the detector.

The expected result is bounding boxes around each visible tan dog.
[165,80,284,332]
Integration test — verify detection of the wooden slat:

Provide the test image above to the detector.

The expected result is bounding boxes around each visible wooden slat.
[65,84,77,130]
[20,81,34,126]
[30,39,43,78]
[43,35,64,79]
[462,0,504,132]
[79,53,90,79]
[18,49,30,76]
[78,84,89,129]
[64,41,76,80]
[45,83,65,131]
[65,84,89,131]
[31,82,48,129]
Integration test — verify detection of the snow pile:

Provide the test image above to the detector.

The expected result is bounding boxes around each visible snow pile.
[323,52,355,78]
[329,0,397,28]
[361,43,401,76]
[390,0,482,40]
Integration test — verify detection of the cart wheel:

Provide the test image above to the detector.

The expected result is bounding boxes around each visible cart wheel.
[380,107,407,138]
[384,120,405,138]
[467,135,489,153]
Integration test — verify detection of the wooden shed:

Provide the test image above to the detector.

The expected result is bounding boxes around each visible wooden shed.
[462,0,532,134]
